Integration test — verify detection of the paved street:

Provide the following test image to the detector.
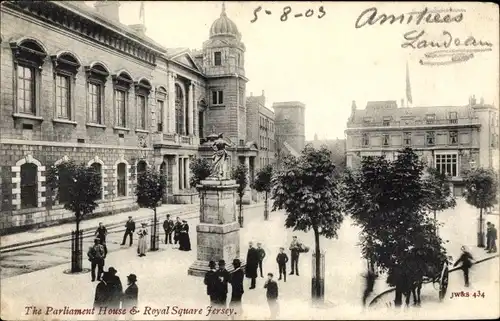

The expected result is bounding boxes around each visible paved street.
[1,199,499,320]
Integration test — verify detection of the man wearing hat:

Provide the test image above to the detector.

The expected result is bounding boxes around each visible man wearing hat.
[214,260,230,307]
[230,259,245,316]
[204,261,218,304]
[107,267,123,309]
[123,274,138,310]
[87,238,106,282]
[121,216,136,246]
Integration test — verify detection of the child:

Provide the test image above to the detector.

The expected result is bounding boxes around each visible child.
[276,247,289,282]
[264,273,279,319]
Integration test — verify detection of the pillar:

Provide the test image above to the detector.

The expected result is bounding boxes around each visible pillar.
[168,72,176,133]
[185,157,191,189]
[171,155,179,195]
[193,84,198,138]
[188,82,194,136]
[179,157,184,190]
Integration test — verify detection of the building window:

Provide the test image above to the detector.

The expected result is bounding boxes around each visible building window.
[212,90,223,105]
[90,163,103,199]
[403,132,412,146]
[156,87,167,132]
[134,78,152,131]
[383,117,391,126]
[117,163,127,197]
[137,95,146,129]
[11,39,47,116]
[55,75,70,119]
[115,89,126,127]
[85,63,109,124]
[137,160,147,178]
[435,154,458,177]
[214,51,222,66]
[20,163,38,209]
[449,112,458,124]
[362,133,369,147]
[449,131,458,145]
[426,131,435,146]
[175,83,185,135]
[382,134,390,146]
[425,114,436,124]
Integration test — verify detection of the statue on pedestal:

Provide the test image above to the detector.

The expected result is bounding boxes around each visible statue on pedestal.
[209,133,233,180]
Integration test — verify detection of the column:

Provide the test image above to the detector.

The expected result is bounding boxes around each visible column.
[168,72,176,133]
[244,156,250,184]
[171,155,179,195]
[185,157,191,189]
[193,83,198,138]
[179,157,184,190]
[188,82,194,136]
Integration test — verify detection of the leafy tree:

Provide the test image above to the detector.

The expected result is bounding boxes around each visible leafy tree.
[463,167,498,247]
[232,164,248,227]
[46,161,101,272]
[136,167,166,251]
[342,148,449,306]
[423,167,457,232]
[271,146,344,302]
[252,165,274,220]
[189,157,212,189]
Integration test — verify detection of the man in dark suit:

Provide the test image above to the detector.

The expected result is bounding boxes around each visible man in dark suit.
[256,242,266,278]
[289,236,301,276]
[230,259,245,317]
[246,242,260,289]
[276,247,289,282]
[121,216,136,246]
[163,214,174,244]
[204,261,218,304]
[94,222,108,256]
[264,273,279,319]
[214,260,230,307]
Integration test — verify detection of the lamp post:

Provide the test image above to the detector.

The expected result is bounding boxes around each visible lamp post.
[469,160,485,247]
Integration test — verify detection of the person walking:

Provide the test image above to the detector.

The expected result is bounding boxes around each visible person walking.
[123,274,138,317]
[173,217,182,247]
[245,242,259,289]
[163,214,174,245]
[362,264,377,306]
[453,246,475,287]
[137,223,148,257]
[488,223,498,253]
[214,260,230,308]
[289,236,301,276]
[178,220,191,251]
[95,222,108,256]
[94,272,112,309]
[106,267,123,309]
[256,242,266,278]
[88,238,106,282]
[121,216,136,246]
[229,259,245,318]
[485,222,492,251]
[264,273,279,320]
[204,261,218,305]
[276,247,289,282]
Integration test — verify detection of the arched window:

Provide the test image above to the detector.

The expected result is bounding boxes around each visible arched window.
[137,160,147,177]
[10,38,47,116]
[134,78,152,130]
[21,163,38,208]
[51,52,81,121]
[198,99,207,138]
[175,84,185,135]
[112,71,133,128]
[117,163,127,197]
[156,86,167,132]
[85,62,109,125]
[90,162,103,199]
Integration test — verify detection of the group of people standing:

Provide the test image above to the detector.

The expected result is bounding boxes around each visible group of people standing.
[94,267,139,317]
[486,222,498,253]
[163,215,191,251]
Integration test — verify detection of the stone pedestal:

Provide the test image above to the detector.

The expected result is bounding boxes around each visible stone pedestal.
[188,179,243,276]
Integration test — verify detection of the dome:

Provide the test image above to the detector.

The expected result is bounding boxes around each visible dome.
[209,4,240,38]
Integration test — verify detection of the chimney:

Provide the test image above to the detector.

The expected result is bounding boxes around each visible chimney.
[129,24,147,36]
[94,1,121,22]
[471,95,476,106]
[261,90,265,96]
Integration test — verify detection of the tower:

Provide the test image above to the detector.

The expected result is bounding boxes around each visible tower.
[202,3,247,144]
[273,101,306,159]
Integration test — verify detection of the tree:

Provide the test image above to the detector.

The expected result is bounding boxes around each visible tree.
[423,167,457,233]
[46,161,101,272]
[136,167,166,251]
[252,165,274,220]
[232,164,248,227]
[189,157,212,189]
[271,146,344,302]
[342,148,449,307]
[463,167,498,247]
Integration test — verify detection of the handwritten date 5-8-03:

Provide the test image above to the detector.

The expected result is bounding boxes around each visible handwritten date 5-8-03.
[251,6,326,23]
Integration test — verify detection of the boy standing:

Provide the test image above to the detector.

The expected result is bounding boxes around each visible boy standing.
[276,247,289,282]
[264,273,279,319]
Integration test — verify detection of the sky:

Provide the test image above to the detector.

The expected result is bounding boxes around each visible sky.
[86,1,498,140]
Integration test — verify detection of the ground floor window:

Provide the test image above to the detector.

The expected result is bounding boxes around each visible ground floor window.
[21,163,38,208]
[435,153,458,177]
[117,163,127,196]
[91,163,103,199]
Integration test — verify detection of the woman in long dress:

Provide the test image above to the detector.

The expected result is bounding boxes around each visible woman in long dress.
[137,223,148,257]
[178,220,191,251]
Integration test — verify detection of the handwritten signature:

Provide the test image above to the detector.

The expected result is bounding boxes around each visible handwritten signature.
[251,5,326,23]
[402,30,493,65]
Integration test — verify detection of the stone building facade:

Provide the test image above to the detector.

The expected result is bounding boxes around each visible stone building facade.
[246,91,275,170]
[0,1,269,232]
[274,101,306,167]
[345,97,499,196]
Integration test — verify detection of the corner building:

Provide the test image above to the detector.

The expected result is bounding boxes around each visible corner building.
[345,98,499,196]
[0,1,265,232]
